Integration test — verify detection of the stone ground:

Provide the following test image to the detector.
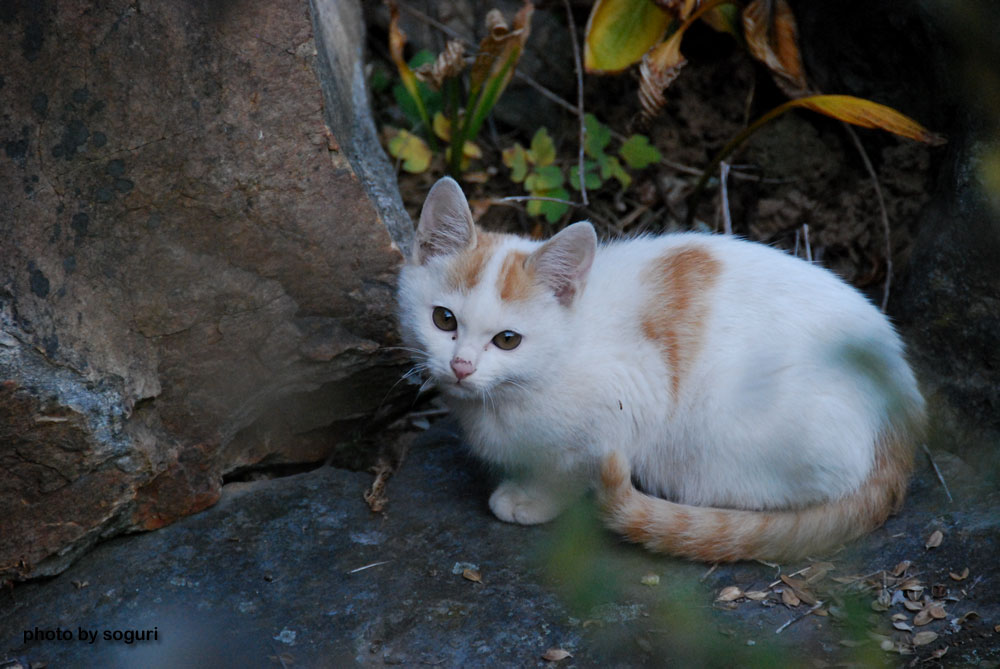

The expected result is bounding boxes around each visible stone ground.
[1,423,998,668]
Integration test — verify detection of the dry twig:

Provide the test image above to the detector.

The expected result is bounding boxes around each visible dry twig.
[563,0,588,205]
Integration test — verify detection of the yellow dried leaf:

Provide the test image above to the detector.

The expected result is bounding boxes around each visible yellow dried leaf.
[744,590,769,601]
[892,560,911,577]
[742,0,808,97]
[892,621,913,631]
[891,613,909,622]
[928,604,947,620]
[949,567,969,581]
[903,600,924,612]
[804,561,836,583]
[414,40,466,90]
[716,585,743,602]
[898,578,924,592]
[925,529,944,549]
[462,568,483,583]
[788,96,947,146]
[781,588,800,607]
[541,648,572,662]
[583,0,673,74]
[912,631,938,646]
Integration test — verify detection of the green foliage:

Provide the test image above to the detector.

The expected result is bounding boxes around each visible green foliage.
[391,50,442,130]
[503,116,664,223]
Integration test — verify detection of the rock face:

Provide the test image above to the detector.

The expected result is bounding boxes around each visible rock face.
[0,0,412,581]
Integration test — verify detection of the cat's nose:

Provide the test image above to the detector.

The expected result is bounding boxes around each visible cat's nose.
[450,357,475,381]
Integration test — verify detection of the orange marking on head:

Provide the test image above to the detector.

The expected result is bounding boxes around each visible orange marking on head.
[497,250,538,302]
[641,246,720,400]
[447,231,500,292]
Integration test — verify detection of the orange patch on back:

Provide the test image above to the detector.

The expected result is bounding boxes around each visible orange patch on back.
[641,245,720,400]
[497,250,538,302]
[447,231,501,292]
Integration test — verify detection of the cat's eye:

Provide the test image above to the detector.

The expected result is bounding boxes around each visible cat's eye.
[432,306,457,332]
[492,330,522,350]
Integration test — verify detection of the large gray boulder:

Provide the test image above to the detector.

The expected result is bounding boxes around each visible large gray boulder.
[0,0,412,581]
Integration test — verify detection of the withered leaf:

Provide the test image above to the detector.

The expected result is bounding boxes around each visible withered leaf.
[744,590,769,601]
[931,583,948,599]
[903,600,925,612]
[780,575,818,605]
[892,560,911,577]
[913,607,934,626]
[898,578,924,592]
[930,647,949,660]
[949,567,970,581]
[892,621,914,632]
[928,604,947,620]
[741,0,808,97]
[925,529,944,549]
[716,585,743,602]
[781,588,800,607]
[804,561,835,583]
[912,631,938,646]
[958,611,979,625]
[891,613,909,621]
[541,648,572,662]
[462,568,483,584]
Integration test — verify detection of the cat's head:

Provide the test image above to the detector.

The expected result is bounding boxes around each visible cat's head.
[398,177,596,399]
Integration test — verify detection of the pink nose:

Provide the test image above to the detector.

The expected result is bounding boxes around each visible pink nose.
[450,357,475,381]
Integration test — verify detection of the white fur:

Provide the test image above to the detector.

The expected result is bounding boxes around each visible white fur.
[397,182,923,524]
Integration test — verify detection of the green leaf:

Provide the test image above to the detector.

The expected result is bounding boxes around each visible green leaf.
[528,127,557,167]
[600,155,631,189]
[387,128,432,173]
[584,114,612,159]
[525,165,564,192]
[409,49,436,69]
[393,82,442,130]
[502,144,530,183]
[569,161,602,190]
[619,134,662,169]
[526,187,571,223]
[583,0,673,74]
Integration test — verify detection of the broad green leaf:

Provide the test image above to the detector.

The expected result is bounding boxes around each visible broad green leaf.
[525,164,565,192]
[600,155,631,189]
[584,114,612,159]
[387,128,432,173]
[528,127,557,167]
[526,187,571,223]
[584,0,673,74]
[502,144,530,182]
[569,161,602,190]
[619,134,662,169]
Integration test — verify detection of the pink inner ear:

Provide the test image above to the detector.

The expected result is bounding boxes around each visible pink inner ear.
[416,177,476,263]
[529,222,596,305]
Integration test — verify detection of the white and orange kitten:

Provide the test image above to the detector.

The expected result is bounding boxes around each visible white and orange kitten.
[398,177,924,562]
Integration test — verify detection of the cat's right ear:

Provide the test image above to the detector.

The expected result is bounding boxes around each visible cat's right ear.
[414,177,476,265]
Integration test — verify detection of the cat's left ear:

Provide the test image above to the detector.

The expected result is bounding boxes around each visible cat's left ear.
[527,222,597,306]
[414,177,476,265]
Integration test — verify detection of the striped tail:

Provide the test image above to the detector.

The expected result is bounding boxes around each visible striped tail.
[598,431,915,563]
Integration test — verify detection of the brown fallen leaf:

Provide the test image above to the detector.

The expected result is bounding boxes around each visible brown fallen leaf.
[912,631,938,646]
[891,613,909,622]
[803,561,836,583]
[892,621,914,631]
[928,604,947,620]
[957,611,979,625]
[716,585,743,602]
[892,560,911,577]
[903,600,924,612]
[744,590,769,601]
[541,648,573,662]
[898,578,924,592]
[929,646,949,660]
[462,568,483,584]
[949,567,970,581]
[925,529,943,549]
[781,588,800,607]
[913,607,934,626]
[931,583,948,599]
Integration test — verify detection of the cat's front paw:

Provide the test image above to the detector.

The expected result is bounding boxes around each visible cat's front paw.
[489,479,563,525]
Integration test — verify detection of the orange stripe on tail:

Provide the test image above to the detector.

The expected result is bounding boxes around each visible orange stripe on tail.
[598,427,917,562]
